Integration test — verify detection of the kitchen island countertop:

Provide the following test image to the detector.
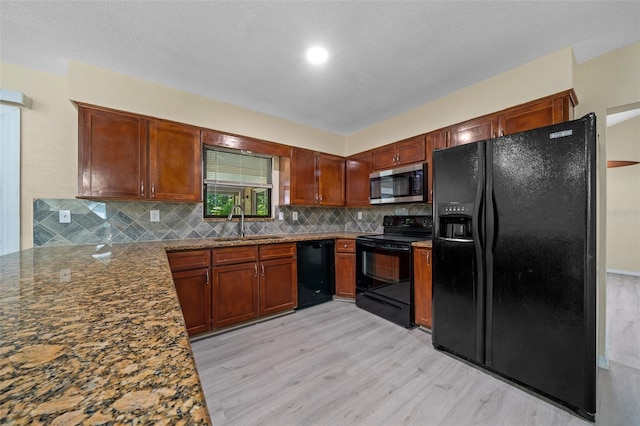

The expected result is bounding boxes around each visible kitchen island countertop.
[0,232,364,424]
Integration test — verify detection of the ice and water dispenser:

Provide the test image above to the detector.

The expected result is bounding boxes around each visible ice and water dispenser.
[438,202,474,241]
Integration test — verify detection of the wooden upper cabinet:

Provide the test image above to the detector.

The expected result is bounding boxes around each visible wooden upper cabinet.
[148,120,202,202]
[317,153,345,206]
[426,130,448,203]
[450,116,498,146]
[76,103,202,202]
[373,135,425,170]
[288,147,345,206]
[78,107,147,199]
[497,90,577,136]
[290,148,317,205]
[345,151,373,207]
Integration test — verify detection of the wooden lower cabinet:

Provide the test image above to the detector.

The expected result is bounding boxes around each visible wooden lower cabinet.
[213,262,260,329]
[171,268,211,335]
[260,257,297,316]
[212,243,297,330]
[167,249,212,336]
[413,247,433,329]
[335,239,356,298]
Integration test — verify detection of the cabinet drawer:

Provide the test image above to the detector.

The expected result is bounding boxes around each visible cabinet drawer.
[335,239,355,253]
[260,243,296,261]
[167,249,211,271]
[212,245,259,265]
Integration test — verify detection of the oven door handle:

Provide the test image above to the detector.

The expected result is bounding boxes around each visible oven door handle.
[357,240,411,252]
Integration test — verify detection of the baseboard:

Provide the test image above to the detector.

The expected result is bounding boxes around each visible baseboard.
[598,355,610,369]
[606,269,640,277]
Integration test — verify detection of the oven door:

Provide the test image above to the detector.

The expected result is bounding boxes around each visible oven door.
[355,238,414,327]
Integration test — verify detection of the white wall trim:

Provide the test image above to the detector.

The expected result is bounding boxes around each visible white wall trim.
[0,105,21,255]
[0,88,31,108]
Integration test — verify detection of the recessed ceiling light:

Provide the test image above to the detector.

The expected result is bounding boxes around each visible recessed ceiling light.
[306,46,328,64]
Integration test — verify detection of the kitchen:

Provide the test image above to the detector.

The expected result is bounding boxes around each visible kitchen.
[1,2,639,425]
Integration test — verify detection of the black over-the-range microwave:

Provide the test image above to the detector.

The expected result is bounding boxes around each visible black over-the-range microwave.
[369,163,427,205]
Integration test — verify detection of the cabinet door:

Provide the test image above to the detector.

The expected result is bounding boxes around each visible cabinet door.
[498,93,574,136]
[260,257,297,316]
[395,135,426,166]
[172,268,211,335]
[148,120,202,202]
[426,130,448,203]
[212,263,259,328]
[78,107,147,199]
[345,152,372,207]
[290,148,317,205]
[450,116,498,146]
[318,154,345,206]
[372,144,397,170]
[335,239,355,298]
[335,252,355,298]
[413,247,433,328]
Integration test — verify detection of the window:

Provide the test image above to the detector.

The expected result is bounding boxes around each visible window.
[204,147,273,218]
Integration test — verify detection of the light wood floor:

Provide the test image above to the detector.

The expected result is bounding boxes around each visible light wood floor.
[192,274,640,425]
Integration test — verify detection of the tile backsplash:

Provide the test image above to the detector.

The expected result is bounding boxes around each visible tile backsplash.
[33,199,432,247]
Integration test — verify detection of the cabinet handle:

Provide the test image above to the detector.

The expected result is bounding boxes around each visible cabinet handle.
[499,127,505,137]
[261,264,265,277]
[205,269,210,285]
[151,183,155,198]
[141,181,145,197]
[254,264,258,278]
[426,252,431,265]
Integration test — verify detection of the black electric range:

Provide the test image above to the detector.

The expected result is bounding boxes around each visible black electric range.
[355,215,433,328]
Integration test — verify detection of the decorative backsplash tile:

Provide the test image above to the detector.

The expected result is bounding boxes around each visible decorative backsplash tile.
[33,199,432,247]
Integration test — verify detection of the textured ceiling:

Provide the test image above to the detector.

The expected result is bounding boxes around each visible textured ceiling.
[1,1,639,135]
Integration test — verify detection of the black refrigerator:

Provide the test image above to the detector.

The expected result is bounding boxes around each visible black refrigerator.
[432,113,597,421]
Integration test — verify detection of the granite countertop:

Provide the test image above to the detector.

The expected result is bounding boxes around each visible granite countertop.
[0,232,364,424]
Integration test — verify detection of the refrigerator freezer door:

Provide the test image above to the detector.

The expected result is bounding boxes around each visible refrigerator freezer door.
[432,142,485,364]
[486,115,596,417]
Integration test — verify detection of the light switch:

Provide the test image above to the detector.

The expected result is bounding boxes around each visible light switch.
[150,209,160,222]
[292,211,298,221]
[357,211,363,220]
[59,210,71,223]
[278,212,284,220]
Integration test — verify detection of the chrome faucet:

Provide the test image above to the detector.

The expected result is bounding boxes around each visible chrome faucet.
[227,204,245,238]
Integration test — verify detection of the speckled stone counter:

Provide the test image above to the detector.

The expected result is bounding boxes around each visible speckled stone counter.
[412,240,433,248]
[0,242,211,425]
[0,232,365,424]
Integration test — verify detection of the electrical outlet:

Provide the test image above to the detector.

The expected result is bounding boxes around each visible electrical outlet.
[278,212,284,220]
[150,209,160,222]
[59,210,71,223]
[357,211,363,220]
[292,211,298,221]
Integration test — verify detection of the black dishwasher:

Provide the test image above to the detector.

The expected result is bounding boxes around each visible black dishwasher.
[296,240,335,309]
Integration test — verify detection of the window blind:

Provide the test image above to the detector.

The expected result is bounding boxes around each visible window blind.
[204,148,272,187]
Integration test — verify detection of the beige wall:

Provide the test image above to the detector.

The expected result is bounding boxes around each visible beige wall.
[574,41,640,365]
[67,62,345,156]
[606,114,640,273]
[0,63,77,250]
[345,47,575,154]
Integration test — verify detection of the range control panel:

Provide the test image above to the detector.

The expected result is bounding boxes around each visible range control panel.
[382,215,433,233]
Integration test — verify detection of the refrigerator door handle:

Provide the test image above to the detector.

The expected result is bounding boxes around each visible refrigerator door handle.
[438,237,474,243]
[473,142,486,364]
